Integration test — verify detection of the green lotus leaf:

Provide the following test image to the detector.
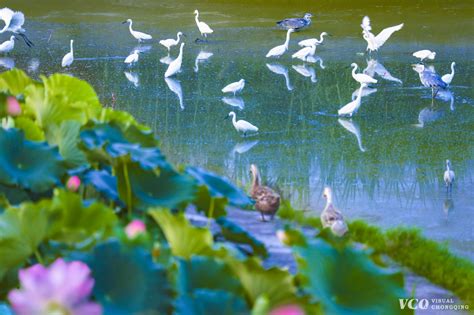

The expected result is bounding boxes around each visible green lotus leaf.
[24,74,101,128]
[13,116,45,141]
[0,201,48,279]
[192,185,228,218]
[116,162,196,210]
[46,189,117,246]
[216,217,268,258]
[99,107,151,132]
[0,128,66,193]
[149,209,214,259]
[176,289,249,315]
[0,69,34,96]
[46,120,88,168]
[0,183,30,206]
[294,238,410,315]
[83,169,120,203]
[80,240,174,314]
[186,167,252,207]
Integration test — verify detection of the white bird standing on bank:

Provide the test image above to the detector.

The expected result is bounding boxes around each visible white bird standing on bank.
[225,111,258,136]
[122,19,152,42]
[441,62,456,85]
[351,63,377,84]
[292,44,316,61]
[222,79,245,95]
[444,160,455,193]
[124,49,139,66]
[165,43,185,78]
[0,8,34,47]
[266,28,294,58]
[298,32,329,47]
[361,16,403,52]
[413,49,436,62]
[61,40,74,68]
[159,32,183,51]
[338,83,367,117]
[0,35,16,53]
[194,10,213,38]
[321,187,348,237]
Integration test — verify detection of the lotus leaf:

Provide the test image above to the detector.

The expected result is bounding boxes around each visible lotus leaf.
[83,169,120,202]
[99,107,151,132]
[294,238,410,315]
[192,185,228,218]
[175,289,248,315]
[46,120,88,167]
[0,69,34,96]
[0,128,66,193]
[13,116,45,141]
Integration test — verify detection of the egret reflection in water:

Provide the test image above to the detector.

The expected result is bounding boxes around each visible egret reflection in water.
[133,45,152,53]
[0,57,14,69]
[160,54,174,65]
[443,198,454,220]
[292,64,317,83]
[415,102,445,128]
[222,96,245,110]
[352,85,377,101]
[28,58,40,73]
[231,140,259,155]
[194,50,213,72]
[305,55,325,69]
[266,63,293,91]
[164,77,184,110]
[436,90,455,111]
[338,118,367,152]
[124,71,139,87]
[363,59,402,84]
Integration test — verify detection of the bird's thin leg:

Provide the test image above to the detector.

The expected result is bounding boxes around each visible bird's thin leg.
[18,33,34,47]
[260,212,266,222]
[433,88,439,98]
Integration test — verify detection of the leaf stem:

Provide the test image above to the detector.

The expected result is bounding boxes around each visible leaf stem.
[207,197,215,228]
[123,162,133,217]
[34,249,44,264]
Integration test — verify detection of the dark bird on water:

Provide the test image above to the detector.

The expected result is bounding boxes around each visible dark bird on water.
[276,13,313,31]
[412,64,447,98]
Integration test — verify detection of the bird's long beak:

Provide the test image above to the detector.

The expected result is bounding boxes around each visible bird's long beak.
[122,20,127,24]
[327,33,333,37]
[13,36,19,41]
[223,115,230,120]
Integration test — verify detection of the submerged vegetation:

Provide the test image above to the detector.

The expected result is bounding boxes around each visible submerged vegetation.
[0,70,472,313]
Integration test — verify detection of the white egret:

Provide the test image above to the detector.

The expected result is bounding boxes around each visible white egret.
[351,63,377,84]
[0,8,34,47]
[165,43,184,78]
[194,50,213,72]
[363,59,402,84]
[360,16,403,52]
[292,44,316,61]
[159,32,183,51]
[194,10,213,38]
[266,63,293,91]
[266,28,294,58]
[292,64,317,83]
[165,77,184,110]
[124,49,139,66]
[222,79,245,95]
[124,71,139,87]
[0,35,16,53]
[413,49,436,62]
[441,62,456,85]
[321,187,348,236]
[225,111,258,136]
[338,119,366,152]
[444,160,455,193]
[338,83,367,117]
[122,19,152,42]
[222,96,245,110]
[298,32,329,47]
[61,40,74,68]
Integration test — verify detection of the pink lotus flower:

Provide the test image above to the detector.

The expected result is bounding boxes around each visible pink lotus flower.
[8,258,102,315]
[270,304,305,315]
[125,219,146,239]
[6,96,21,116]
[66,176,81,192]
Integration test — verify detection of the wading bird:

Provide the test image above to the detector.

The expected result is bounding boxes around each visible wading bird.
[122,19,152,42]
[0,8,34,47]
[321,187,348,236]
[444,160,455,193]
[277,13,312,31]
[165,43,184,78]
[298,32,328,47]
[292,44,316,61]
[338,83,367,117]
[0,35,16,53]
[266,28,294,58]
[351,63,377,85]
[413,49,436,62]
[250,164,280,221]
[61,40,74,68]
[124,49,139,66]
[222,79,245,95]
[159,32,183,51]
[225,111,258,136]
[441,62,456,85]
[412,64,447,98]
[360,16,403,52]
[194,10,213,39]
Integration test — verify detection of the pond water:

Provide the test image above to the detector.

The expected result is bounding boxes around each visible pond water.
[3,0,473,259]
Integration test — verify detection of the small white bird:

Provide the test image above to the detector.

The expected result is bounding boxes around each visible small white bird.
[338,83,367,117]
[124,49,140,66]
[413,49,436,62]
[298,32,329,47]
[0,8,33,47]
[194,10,213,38]
[292,44,316,61]
[266,28,294,58]
[351,63,377,85]
[122,19,152,42]
[443,160,455,193]
[61,39,74,68]
[361,16,403,52]
[225,111,258,136]
[222,79,245,95]
[321,187,348,237]
[0,35,16,53]
[159,32,183,51]
[441,62,456,85]
[165,43,185,78]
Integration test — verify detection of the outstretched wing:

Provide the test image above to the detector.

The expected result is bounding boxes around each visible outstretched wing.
[374,23,403,47]
[361,16,371,31]
[0,8,14,31]
[10,11,25,31]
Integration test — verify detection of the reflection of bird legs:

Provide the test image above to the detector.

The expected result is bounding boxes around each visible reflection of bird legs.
[432,87,439,98]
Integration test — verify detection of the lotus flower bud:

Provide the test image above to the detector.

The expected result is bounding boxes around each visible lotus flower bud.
[125,219,146,239]
[66,176,81,192]
[6,96,21,116]
[270,304,305,315]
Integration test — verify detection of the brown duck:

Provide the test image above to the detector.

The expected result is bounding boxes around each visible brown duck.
[250,164,280,221]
